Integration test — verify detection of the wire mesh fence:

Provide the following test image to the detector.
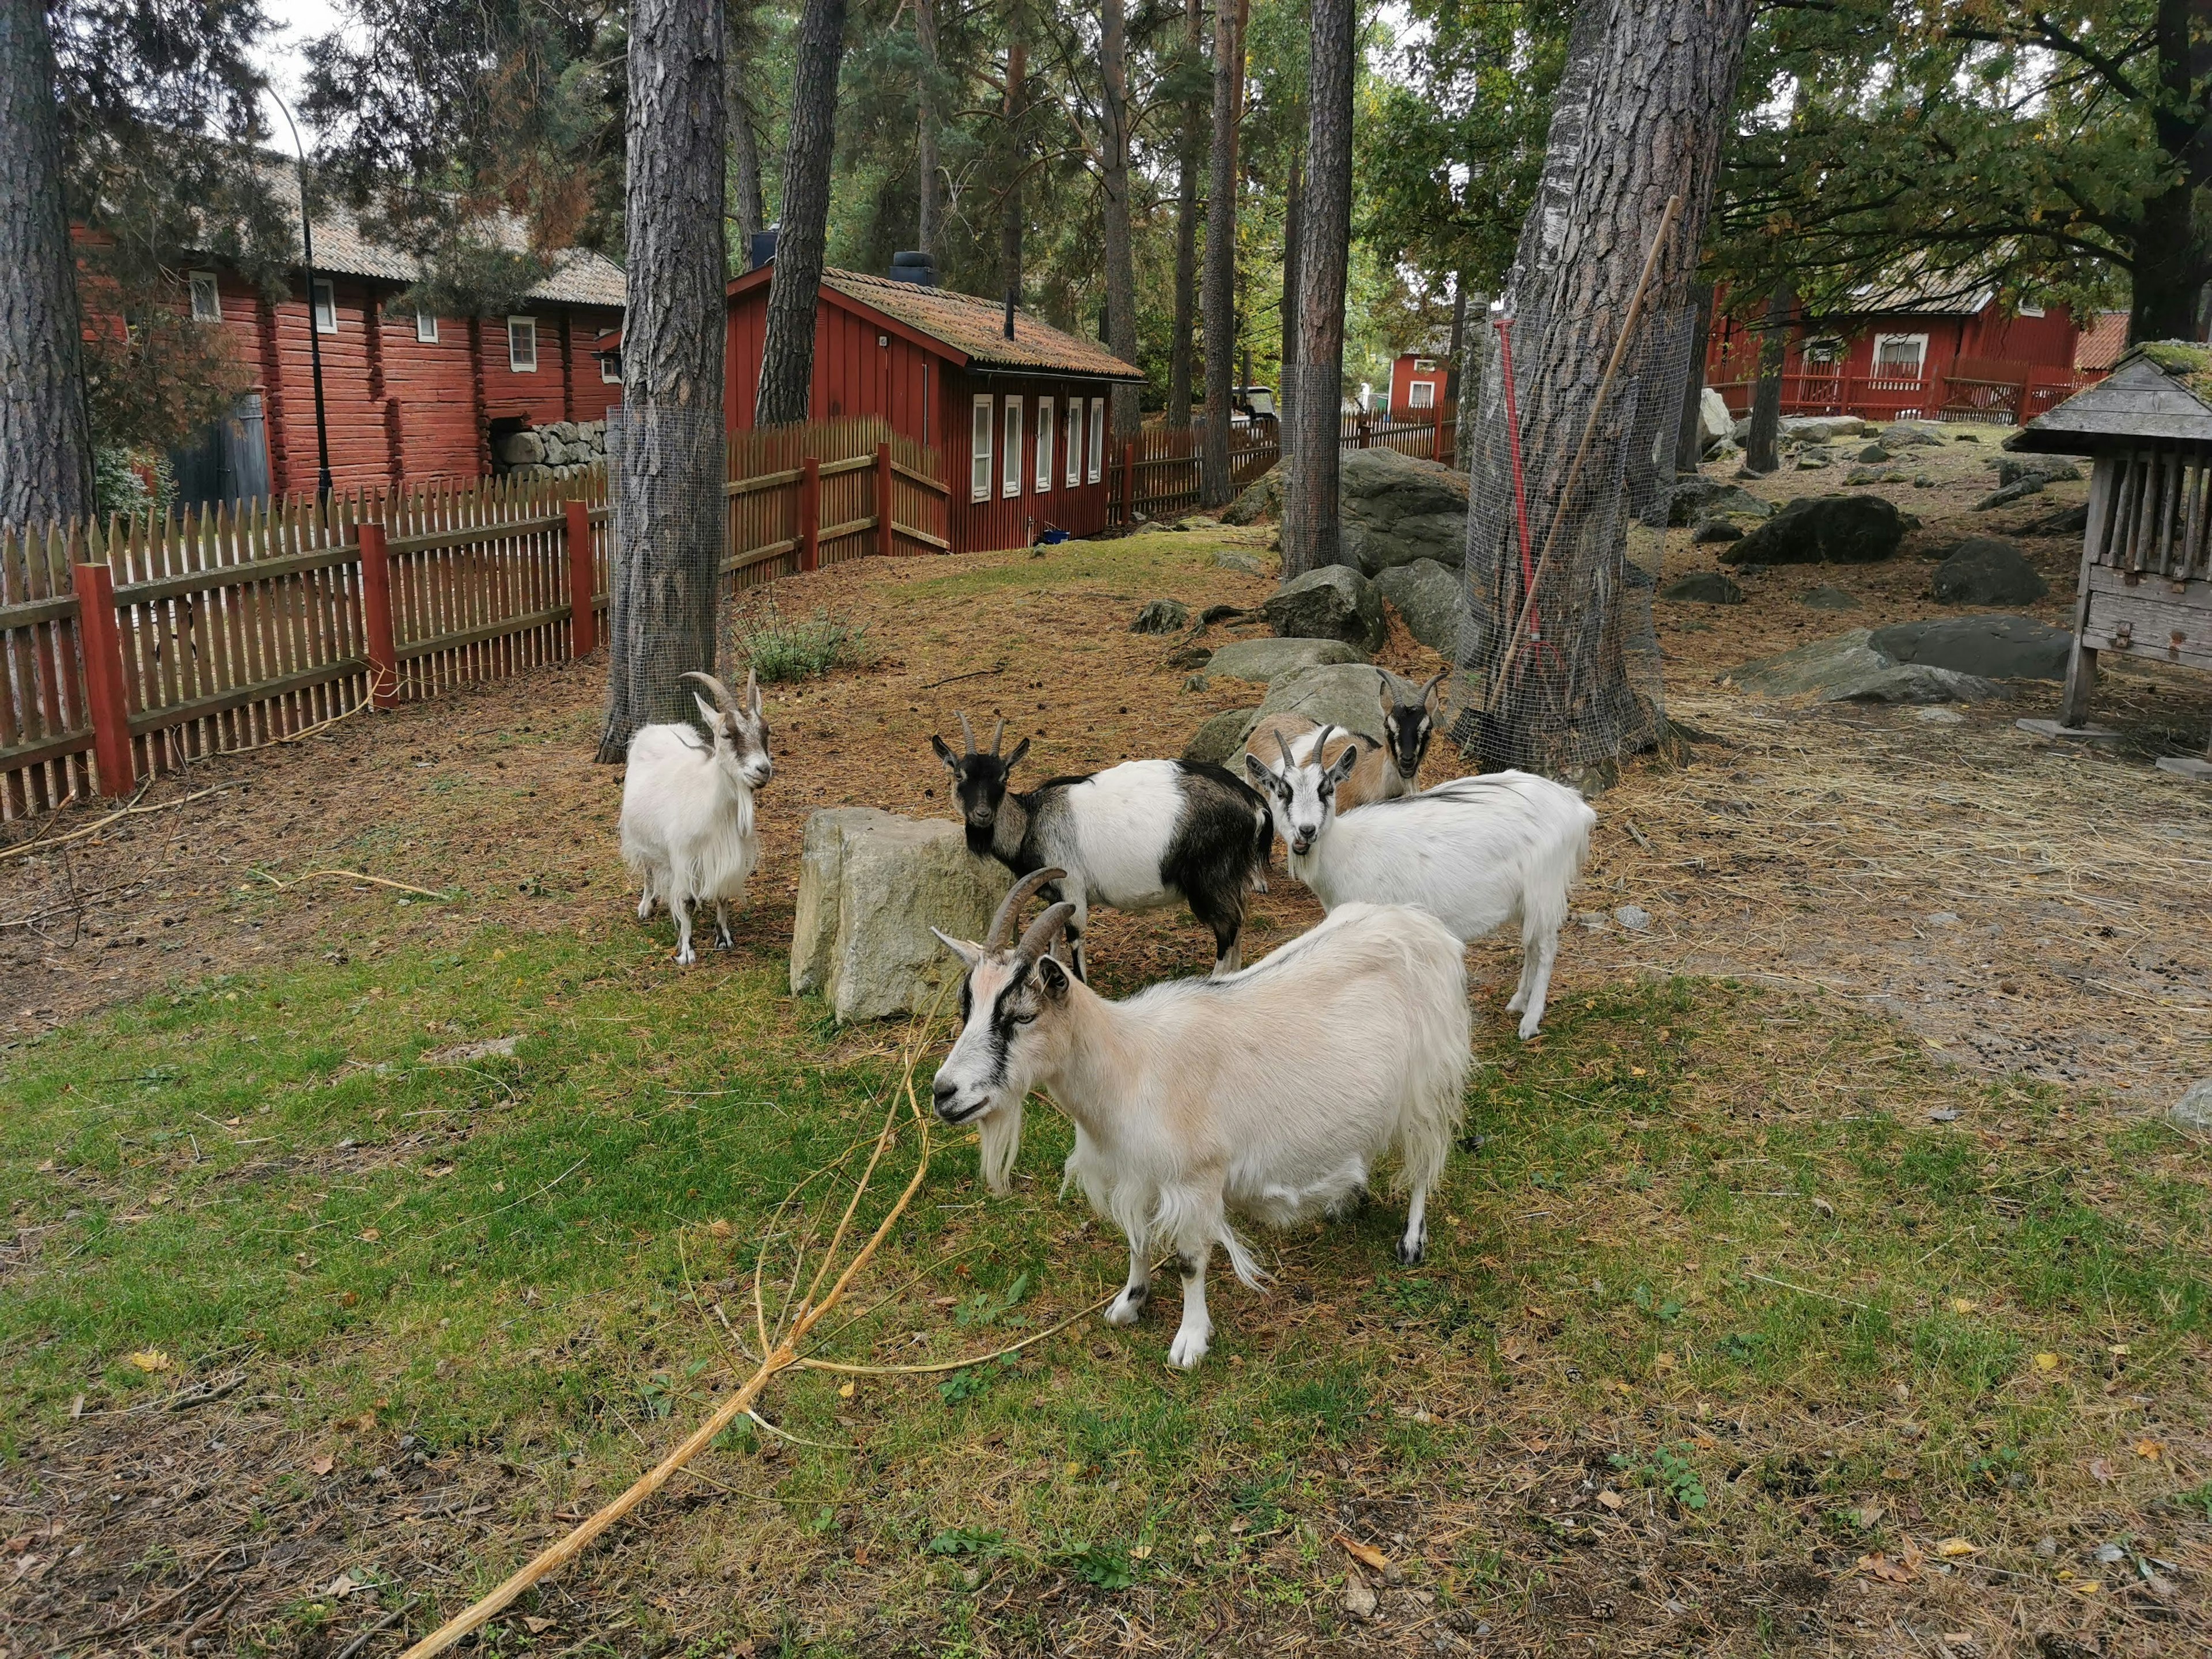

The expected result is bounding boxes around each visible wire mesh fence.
[1452,302,1699,780]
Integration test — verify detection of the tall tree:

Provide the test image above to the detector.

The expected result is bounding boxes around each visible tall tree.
[999,28,1028,298]
[1200,0,1248,506]
[1278,139,1302,459]
[1455,285,1486,469]
[1743,284,1790,474]
[756,0,848,424]
[729,0,770,255]
[597,0,729,760]
[1099,0,1142,438]
[1280,0,1353,575]
[1167,0,1205,430]
[914,0,941,255]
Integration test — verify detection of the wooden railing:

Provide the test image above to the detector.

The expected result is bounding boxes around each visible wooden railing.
[1709,367,2103,426]
[0,417,946,817]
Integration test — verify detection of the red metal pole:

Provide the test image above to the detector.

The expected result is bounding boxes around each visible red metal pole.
[73,559,137,798]
[1492,316,1539,643]
[357,521,400,709]
[799,455,821,572]
[563,499,597,655]
[874,442,895,558]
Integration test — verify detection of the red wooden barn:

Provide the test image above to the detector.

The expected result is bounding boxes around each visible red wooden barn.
[1385,342,1454,417]
[109,198,626,505]
[725,263,1143,553]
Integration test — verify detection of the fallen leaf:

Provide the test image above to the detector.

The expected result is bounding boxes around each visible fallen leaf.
[1861,1554,1917,1584]
[127,1350,172,1373]
[2066,1580,2102,1596]
[1855,1504,1885,1528]
[1934,1537,1979,1558]
[523,1616,556,1634]
[837,1381,855,1400]
[356,1411,377,1432]
[1948,1298,1978,1315]
[324,1570,360,1598]
[1498,1337,1528,1362]
[358,1228,381,1244]
[1597,1490,1623,1510]
[707,1219,733,1240]
[2134,1440,2163,1460]
[1336,1535,1389,1571]
[2087,1459,2116,1483]
[2031,1351,2059,1372]
[310,1455,335,1476]
[1192,1531,1215,1548]
[1129,1544,1153,1560]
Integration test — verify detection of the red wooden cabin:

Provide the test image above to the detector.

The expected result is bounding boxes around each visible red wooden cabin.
[725,264,1143,553]
[1385,347,1453,418]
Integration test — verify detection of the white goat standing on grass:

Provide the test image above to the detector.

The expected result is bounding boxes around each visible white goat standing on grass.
[619,669,772,965]
[1245,728,1594,1039]
[931,868,1471,1370]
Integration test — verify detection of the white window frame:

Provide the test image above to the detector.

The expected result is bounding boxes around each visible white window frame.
[1087,396,1106,483]
[1035,397,1054,492]
[414,306,438,344]
[311,278,337,334]
[1801,335,1844,366]
[1065,395,1082,487]
[1002,396,1023,498]
[2018,302,2046,319]
[1871,332,1928,377]
[1413,357,1437,372]
[599,351,620,385]
[188,271,222,324]
[970,394,994,502]
[507,315,539,373]
[1407,380,1435,409]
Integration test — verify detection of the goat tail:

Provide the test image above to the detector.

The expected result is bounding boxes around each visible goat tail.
[1248,802,1275,892]
[1217,1221,1270,1290]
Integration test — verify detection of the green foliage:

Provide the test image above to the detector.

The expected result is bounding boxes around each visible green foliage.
[732,601,870,683]
[1058,1541,1135,1590]
[1612,1444,1709,1512]
[938,1354,1018,1406]
[91,446,175,521]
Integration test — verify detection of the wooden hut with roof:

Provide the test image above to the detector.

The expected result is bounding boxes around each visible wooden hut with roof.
[2010,342,2212,779]
[725,260,1143,554]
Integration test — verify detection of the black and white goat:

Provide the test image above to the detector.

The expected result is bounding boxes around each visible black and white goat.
[931,869,1471,1369]
[1245,728,1594,1039]
[1241,668,1448,812]
[929,715,1271,979]
[619,669,772,965]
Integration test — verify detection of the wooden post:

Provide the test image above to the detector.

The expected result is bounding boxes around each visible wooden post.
[874,442,895,558]
[1433,406,1446,461]
[357,521,400,709]
[799,455,821,572]
[73,560,137,798]
[1120,440,1136,524]
[564,499,597,654]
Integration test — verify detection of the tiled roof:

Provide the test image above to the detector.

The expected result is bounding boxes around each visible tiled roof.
[817,268,1141,380]
[2073,310,2130,372]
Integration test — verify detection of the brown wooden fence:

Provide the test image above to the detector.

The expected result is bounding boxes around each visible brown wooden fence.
[0,416,946,819]
[1104,410,1459,525]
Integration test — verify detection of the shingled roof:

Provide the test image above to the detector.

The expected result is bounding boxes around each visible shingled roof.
[2010,342,2212,454]
[738,265,1141,381]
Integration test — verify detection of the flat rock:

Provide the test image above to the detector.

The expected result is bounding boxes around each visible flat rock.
[791,809,1011,1024]
[1931,539,2050,605]
[2172,1079,2212,1132]
[1692,518,1745,543]
[1857,442,1892,463]
[1669,479,1773,527]
[1721,494,1908,566]
[1184,707,1259,767]
[1613,904,1652,931]
[1373,558,1466,654]
[1130,597,1190,634]
[1661,571,1744,605]
[1779,415,1867,442]
[1261,564,1389,652]
[1800,585,1862,610]
[1995,454,2082,487]
[1722,629,2005,705]
[2026,503,2090,537]
[1883,421,1946,448]
[1869,615,2071,680]
[1206,635,1368,681]
[1975,478,2046,510]
[1215,548,1268,575]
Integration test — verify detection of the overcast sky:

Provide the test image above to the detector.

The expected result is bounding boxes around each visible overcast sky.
[251,0,354,141]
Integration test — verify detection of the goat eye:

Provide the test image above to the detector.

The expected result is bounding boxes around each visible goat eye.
[1012,1009,1037,1025]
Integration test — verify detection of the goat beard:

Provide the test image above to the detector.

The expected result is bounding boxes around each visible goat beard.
[977,1097,1024,1195]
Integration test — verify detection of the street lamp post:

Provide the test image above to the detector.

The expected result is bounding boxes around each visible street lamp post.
[266,89,334,499]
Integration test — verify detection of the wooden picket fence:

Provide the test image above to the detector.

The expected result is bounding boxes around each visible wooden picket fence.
[0,416,946,820]
[1104,409,1459,524]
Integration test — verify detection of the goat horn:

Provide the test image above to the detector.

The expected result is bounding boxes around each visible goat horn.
[1313,724,1335,766]
[1014,900,1075,967]
[680,670,733,709]
[1275,730,1296,774]
[1423,668,1449,704]
[958,711,978,755]
[983,866,1066,953]
[988,718,1006,755]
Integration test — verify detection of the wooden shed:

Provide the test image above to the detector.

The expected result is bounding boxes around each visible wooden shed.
[725,264,1142,554]
[2011,342,2212,780]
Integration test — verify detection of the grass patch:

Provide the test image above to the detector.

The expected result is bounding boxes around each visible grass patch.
[731,596,871,682]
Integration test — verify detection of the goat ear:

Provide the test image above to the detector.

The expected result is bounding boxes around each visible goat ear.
[1003,737,1031,771]
[930,928,983,968]
[1034,955,1070,998]
[1243,752,1275,789]
[930,734,961,772]
[1327,744,1360,785]
[693,693,721,729]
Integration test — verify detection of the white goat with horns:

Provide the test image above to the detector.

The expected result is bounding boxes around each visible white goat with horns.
[931,868,1471,1369]
[619,669,772,965]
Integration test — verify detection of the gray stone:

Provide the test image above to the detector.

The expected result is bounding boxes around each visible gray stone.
[2027,503,2090,537]
[1373,558,1465,654]
[1796,450,1834,470]
[1857,442,1892,463]
[1206,635,1368,681]
[1882,421,1946,448]
[1722,629,2006,705]
[1184,707,1259,767]
[1779,415,1867,442]
[1130,597,1190,634]
[495,430,546,465]
[1730,416,1752,445]
[1613,904,1652,931]
[1261,564,1389,652]
[1974,478,2046,510]
[1800,585,1862,611]
[1721,494,1908,566]
[1223,466,1283,526]
[1214,549,1268,575]
[2171,1079,2212,1131]
[543,419,577,442]
[1914,706,1966,724]
[1870,615,2071,680]
[1692,518,1745,544]
[1669,479,1773,527]
[1338,448,1471,575]
[1661,571,1744,605]
[1995,454,2081,488]
[1236,662,1422,751]
[1698,388,1733,448]
[1705,438,1744,464]
[1931,539,2050,605]
[790,809,1011,1024]
[1362,512,1469,571]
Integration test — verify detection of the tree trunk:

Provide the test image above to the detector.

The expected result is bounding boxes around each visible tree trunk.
[1745,283,1790,474]
[1456,286,1486,470]
[726,0,768,256]
[1278,141,1302,461]
[999,36,1027,301]
[2133,0,2212,342]
[1279,0,1351,576]
[1199,0,1247,506]
[1673,279,1713,471]
[1460,0,1755,775]
[0,0,94,529]
[1166,0,1203,432]
[915,0,940,256]
[1100,0,1141,440]
[754,0,847,425]
[597,0,730,762]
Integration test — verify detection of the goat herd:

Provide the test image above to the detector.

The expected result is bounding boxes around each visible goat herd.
[618,666,1596,1369]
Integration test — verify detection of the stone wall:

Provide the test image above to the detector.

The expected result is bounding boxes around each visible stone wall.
[491,419,609,482]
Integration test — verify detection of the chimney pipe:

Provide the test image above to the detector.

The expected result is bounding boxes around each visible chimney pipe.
[1003,289,1016,341]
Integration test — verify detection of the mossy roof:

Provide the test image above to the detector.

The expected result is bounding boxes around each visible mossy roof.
[2009,340,2212,454]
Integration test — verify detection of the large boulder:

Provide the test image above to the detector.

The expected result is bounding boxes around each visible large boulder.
[1373,558,1465,655]
[1661,572,1744,605]
[1698,388,1733,449]
[1931,539,2050,605]
[495,430,546,466]
[1779,414,1867,443]
[790,809,1010,1024]
[1721,494,1908,566]
[1975,479,2046,510]
[1668,479,1772,528]
[1184,707,1259,766]
[1721,629,2005,705]
[1994,454,2081,488]
[1883,421,1946,448]
[1236,662,1423,751]
[1338,448,1471,574]
[1223,465,1283,525]
[1869,615,2071,680]
[1261,564,1389,652]
[1130,597,1190,634]
[1205,636,1368,681]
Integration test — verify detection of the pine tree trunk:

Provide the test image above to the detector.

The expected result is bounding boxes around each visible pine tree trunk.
[1199,0,1246,506]
[1673,279,1713,470]
[1460,0,1755,775]
[915,0,940,256]
[755,0,847,425]
[2132,0,2211,342]
[597,0,730,762]
[0,0,94,529]
[999,37,1026,301]
[1279,0,1351,576]
[1100,0,1141,440]
[1278,142,1302,461]
[1745,283,1790,474]
[727,7,766,254]
[1456,286,1486,470]
[1166,0,1203,432]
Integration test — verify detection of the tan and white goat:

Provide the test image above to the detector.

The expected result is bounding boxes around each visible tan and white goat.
[1240,669,1447,813]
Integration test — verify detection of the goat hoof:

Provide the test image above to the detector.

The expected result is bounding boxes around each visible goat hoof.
[637,899,654,921]
[1104,1287,1146,1325]
[1505,991,1527,1013]
[676,947,696,967]
[1395,1233,1426,1267]
[1516,1017,1542,1041]
[1166,1327,1210,1369]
